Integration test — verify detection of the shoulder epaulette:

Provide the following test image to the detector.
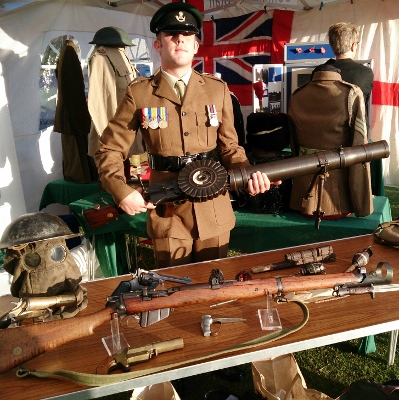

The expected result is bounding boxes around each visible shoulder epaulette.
[131,76,151,85]
[340,80,358,90]
[201,72,223,83]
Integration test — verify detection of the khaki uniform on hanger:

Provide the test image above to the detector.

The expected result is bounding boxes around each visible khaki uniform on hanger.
[87,28,146,164]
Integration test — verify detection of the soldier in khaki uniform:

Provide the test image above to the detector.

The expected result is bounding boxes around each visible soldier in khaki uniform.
[96,3,276,268]
[288,64,373,219]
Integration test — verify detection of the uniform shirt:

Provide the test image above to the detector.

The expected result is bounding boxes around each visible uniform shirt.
[96,69,249,241]
[161,67,192,96]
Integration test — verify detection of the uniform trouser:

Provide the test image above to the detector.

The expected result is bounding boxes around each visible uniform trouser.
[152,232,230,268]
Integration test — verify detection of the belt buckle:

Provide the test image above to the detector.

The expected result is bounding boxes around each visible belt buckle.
[181,155,195,166]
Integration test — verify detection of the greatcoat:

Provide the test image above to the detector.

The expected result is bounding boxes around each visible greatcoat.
[96,69,249,241]
[54,40,98,183]
[287,70,373,217]
[87,46,144,158]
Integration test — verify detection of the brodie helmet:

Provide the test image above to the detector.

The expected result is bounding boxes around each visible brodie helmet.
[89,26,135,47]
[0,212,81,248]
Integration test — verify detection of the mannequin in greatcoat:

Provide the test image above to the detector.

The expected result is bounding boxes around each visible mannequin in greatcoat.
[87,27,146,169]
[288,64,373,219]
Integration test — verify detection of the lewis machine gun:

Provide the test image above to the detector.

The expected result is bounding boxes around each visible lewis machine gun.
[83,141,390,229]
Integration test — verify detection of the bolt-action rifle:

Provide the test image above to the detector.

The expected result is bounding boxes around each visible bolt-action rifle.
[0,263,393,374]
[83,140,389,230]
[0,269,191,330]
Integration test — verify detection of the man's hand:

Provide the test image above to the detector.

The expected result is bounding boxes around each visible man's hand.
[247,171,282,196]
[119,187,156,215]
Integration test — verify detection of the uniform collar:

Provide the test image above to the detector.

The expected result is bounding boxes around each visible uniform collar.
[161,67,192,87]
[312,70,343,82]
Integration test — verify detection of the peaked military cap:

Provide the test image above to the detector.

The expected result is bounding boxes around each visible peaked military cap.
[150,2,202,35]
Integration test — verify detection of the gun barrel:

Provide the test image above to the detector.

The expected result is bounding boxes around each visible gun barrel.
[228,140,389,191]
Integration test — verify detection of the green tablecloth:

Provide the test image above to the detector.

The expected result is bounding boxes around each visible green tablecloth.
[39,179,100,210]
[69,191,391,262]
[229,196,392,253]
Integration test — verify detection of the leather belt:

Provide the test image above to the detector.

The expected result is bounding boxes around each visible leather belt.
[148,149,219,172]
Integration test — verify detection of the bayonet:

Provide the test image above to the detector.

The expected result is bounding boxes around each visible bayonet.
[334,283,399,299]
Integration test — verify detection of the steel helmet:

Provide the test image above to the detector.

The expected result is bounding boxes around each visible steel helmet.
[89,26,135,47]
[0,212,81,248]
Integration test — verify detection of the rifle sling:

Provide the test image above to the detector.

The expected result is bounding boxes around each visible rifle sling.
[16,299,308,387]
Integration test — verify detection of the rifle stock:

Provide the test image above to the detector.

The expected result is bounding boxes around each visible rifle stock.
[83,140,389,230]
[83,204,124,230]
[0,271,369,374]
[0,307,112,374]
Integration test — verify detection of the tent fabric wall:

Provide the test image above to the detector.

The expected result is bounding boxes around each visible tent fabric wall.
[289,0,399,186]
[0,0,157,219]
[0,0,397,241]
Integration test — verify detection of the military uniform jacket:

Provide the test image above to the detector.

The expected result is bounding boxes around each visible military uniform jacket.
[87,46,144,157]
[287,70,373,217]
[96,69,249,240]
[54,41,97,183]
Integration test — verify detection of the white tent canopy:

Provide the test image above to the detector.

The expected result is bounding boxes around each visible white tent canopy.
[0,0,397,238]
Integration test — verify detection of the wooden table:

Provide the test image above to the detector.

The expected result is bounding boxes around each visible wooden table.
[1,234,399,400]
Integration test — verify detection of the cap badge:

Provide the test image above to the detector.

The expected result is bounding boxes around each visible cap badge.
[175,11,186,23]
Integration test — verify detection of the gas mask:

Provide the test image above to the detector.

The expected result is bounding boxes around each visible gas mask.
[1,212,88,319]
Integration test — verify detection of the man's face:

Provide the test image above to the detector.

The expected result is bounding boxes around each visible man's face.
[154,31,199,72]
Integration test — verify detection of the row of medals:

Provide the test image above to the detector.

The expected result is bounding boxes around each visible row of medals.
[141,106,219,129]
[142,117,168,129]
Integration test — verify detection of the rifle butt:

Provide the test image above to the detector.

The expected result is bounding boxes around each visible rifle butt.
[0,307,113,374]
[83,205,124,230]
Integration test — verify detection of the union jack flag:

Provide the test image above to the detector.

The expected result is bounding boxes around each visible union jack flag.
[194,10,293,106]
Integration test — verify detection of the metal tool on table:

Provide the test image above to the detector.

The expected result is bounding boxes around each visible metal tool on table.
[97,337,184,374]
[333,283,399,299]
[0,294,78,329]
[201,314,246,337]
[345,247,373,272]
[251,245,335,274]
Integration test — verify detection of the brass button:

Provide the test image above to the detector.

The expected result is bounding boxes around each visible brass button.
[184,132,189,136]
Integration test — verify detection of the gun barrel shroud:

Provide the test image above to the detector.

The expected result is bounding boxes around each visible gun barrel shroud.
[228,140,389,190]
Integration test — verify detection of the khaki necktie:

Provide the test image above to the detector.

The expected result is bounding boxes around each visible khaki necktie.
[175,79,186,101]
